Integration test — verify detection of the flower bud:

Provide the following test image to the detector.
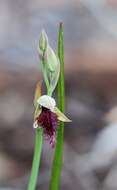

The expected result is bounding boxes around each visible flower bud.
[44,45,59,72]
[38,30,48,56]
[49,60,60,93]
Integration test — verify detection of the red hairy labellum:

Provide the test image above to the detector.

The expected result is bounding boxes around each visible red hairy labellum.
[36,107,58,147]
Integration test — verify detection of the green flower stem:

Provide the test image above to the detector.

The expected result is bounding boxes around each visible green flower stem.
[28,128,43,190]
[41,59,50,91]
[49,22,65,190]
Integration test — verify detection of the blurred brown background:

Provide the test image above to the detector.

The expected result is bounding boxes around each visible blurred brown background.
[1,0,117,189]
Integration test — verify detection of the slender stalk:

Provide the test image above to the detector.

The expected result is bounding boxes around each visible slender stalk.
[28,129,43,190]
[49,22,65,190]
[41,59,50,91]
[28,78,51,190]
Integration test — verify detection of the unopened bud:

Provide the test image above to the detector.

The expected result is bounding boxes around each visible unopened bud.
[49,61,60,93]
[38,30,48,56]
[45,45,59,72]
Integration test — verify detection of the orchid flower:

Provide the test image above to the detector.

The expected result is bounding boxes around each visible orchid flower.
[33,82,71,147]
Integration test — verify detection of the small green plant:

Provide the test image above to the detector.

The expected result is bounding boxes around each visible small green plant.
[28,23,71,190]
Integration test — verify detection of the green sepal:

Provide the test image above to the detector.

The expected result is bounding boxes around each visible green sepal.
[53,107,71,122]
